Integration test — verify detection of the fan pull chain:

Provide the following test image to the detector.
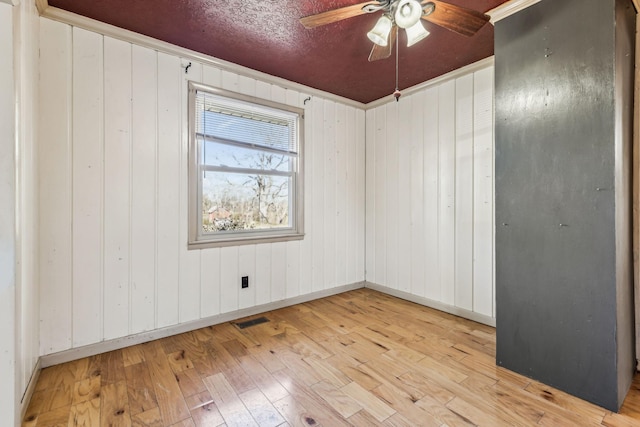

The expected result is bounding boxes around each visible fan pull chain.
[393,34,401,102]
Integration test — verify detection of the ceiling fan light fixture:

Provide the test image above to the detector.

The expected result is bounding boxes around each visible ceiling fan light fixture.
[405,20,430,47]
[394,0,423,29]
[367,14,393,46]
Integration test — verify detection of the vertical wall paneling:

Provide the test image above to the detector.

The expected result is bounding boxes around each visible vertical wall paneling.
[221,70,239,93]
[385,102,399,290]
[130,45,158,334]
[346,106,357,284]
[335,103,348,286]
[284,88,300,108]
[39,19,72,354]
[255,244,272,306]
[356,109,366,283]
[271,243,287,302]
[254,80,270,100]
[423,86,441,301]
[365,66,495,322]
[438,80,456,306]
[156,52,182,328]
[324,101,337,290]
[374,107,387,285]
[410,91,426,298]
[397,96,412,293]
[454,75,474,311]
[103,37,132,340]
[39,18,367,355]
[179,61,202,324]
[72,28,104,347]
[220,247,240,313]
[311,97,325,292]
[269,83,286,103]
[202,64,222,88]
[286,240,301,299]
[298,92,313,296]
[200,247,221,318]
[237,75,256,97]
[365,110,376,282]
[472,67,495,317]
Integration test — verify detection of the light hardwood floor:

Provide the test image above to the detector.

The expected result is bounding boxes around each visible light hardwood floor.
[23,289,640,426]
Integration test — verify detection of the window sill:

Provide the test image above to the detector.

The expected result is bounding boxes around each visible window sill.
[188,232,304,249]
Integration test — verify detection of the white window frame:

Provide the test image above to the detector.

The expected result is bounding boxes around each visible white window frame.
[188,81,304,248]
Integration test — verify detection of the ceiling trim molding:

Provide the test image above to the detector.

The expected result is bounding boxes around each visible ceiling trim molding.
[364,56,495,110]
[38,5,367,109]
[35,0,47,14]
[487,0,541,24]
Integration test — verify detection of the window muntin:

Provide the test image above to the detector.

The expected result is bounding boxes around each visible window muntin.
[188,82,304,247]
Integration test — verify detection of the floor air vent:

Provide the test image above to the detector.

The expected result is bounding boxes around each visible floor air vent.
[234,316,269,329]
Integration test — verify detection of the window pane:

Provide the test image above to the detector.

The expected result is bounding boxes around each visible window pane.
[202,171,291,233]
[202,138,291,172]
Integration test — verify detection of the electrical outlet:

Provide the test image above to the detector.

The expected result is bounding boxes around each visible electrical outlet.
[241,276,249,289]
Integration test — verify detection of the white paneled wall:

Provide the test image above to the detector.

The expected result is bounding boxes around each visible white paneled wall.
[39,18,366,355]
[0,4,17,421]
[365,66,495,321]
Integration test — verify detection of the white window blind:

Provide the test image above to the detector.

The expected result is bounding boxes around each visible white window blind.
[195,90,299,155]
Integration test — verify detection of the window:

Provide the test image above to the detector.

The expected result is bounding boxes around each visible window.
[188,82,304,248]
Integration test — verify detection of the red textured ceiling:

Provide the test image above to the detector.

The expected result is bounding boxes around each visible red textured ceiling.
[48,0,508,104]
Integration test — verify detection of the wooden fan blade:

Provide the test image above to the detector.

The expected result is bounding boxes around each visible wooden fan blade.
[368,26,397,62]
[300,2,376,29]
[422,0,489,37]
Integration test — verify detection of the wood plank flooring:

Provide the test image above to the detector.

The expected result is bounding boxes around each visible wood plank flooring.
[23,289,640,426]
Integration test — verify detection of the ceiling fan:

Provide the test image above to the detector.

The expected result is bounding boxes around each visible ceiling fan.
[300,0,490,62]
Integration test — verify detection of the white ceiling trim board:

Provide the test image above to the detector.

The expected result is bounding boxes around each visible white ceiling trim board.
[487,0,541,24]
[364,56,495,109]
[35,0,46,13]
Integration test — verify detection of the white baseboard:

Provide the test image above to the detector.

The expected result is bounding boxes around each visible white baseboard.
[39,282,365,368]
[365,281,496,328]
[40,280,496,368]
